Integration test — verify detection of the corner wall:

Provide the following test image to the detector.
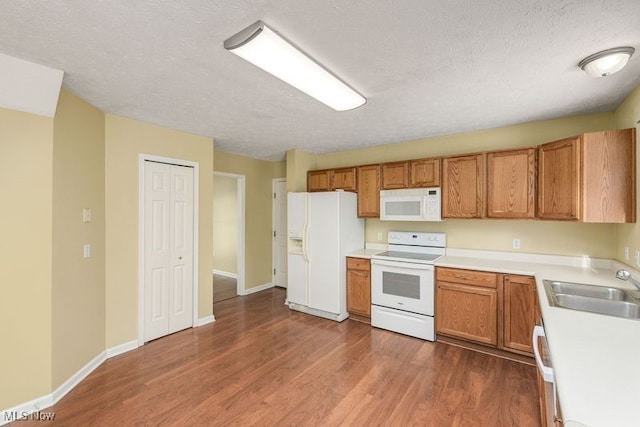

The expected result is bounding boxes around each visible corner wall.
[52,90,106,389]
[0,108,53,410]
[105,114,214,348]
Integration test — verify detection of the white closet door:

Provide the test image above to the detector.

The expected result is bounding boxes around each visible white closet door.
[144,161,194,342]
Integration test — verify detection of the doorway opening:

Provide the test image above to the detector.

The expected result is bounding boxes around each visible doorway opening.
[213,172,245,303]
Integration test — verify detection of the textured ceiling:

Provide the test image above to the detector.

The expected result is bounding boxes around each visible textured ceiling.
[1,0,639,161]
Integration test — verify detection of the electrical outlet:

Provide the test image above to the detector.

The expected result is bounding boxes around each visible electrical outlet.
[83,244,91,259]
[636,250,640,268]
[625,247,630,260]
[512,239,521,250]
[377,232,383,241]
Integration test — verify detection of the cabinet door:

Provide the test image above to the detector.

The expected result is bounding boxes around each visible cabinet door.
[502,275,537,355]
[331,167,357,192]
[410,157,440,187]
[307,170,332,192]
[357,165,381,218]
[582,129,636,223]
[487,148,536,218]
[436,282,497,346]
[381,161,409,189]
[537,137,581,220]
[442,154,485,218]
[347,268,371,317]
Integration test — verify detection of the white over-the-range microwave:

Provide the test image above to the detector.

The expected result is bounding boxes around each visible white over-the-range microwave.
[380,187,442,221]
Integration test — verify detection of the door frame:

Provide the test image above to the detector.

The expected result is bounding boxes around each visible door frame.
[213,171,246,296]
[138,154,200,346]
[272,178,287,288]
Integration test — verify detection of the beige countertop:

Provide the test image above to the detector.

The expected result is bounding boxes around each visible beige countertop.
[347,246,385,259]
[436,249,640,427]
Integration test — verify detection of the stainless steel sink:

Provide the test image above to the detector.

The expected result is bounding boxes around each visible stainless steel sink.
[547,281,635,301]
[543,280,640,320]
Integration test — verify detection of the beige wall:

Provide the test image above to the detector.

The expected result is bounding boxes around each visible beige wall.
[290,112,624,258]
[615,84,640,267]
[213,151,285,289]
[286,149,318,192]
[0,108,53,409]
[105,114,214,348]
[213,174,238,274]
[52,91,106,389]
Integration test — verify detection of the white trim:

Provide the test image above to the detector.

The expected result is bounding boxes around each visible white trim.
[212,269,237,279]
[52,351,106,403]
[0,340,141,426]
[105,340,138,358]
[213,172,246,297]
[243,282,274,295]
[272,178,287,288]
[138,154,200,347]
[1,395,53,426]
[196,315,216,326]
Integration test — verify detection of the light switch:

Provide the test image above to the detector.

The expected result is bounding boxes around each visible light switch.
[83,244,91,259]
[83,208,91,223]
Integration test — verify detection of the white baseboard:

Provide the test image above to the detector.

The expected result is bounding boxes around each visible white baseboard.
[52,351,106,403]
[0,394,53,426]
[243,282,274,295]
[196,315,215,326]
[213,269,237,279]
[0,340,138,426]
[105,340,138,358]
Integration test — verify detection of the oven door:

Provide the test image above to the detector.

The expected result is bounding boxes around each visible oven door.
[371,258,434,315]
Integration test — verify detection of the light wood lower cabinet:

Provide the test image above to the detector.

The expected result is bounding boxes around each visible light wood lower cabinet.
[436,268,498,346]
[503,274,538,354]
[436,267,537,357]
[346,257,371,319]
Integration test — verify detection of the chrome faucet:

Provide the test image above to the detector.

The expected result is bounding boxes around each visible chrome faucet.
[616,269,640,290]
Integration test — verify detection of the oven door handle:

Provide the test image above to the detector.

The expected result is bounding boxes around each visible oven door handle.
[371,259,434,270]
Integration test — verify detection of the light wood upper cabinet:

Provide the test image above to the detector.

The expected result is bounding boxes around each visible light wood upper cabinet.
[502,274,537,355]
[538,129,636,222]
[307,167,356,192]
[346,257,371,319]
[381,161,409,189]
[487,148,536,218]
[331,167,357,192]
[582,129,636,223]
[357,164,381,218]
[537,136,581,220]
[410,157,440,187]
[307,169,332,192]
[442,153,485,218]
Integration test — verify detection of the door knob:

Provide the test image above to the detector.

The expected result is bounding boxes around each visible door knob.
[178,256,183,260]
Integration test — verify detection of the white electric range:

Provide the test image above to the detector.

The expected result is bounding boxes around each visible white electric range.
[370,231,446,341]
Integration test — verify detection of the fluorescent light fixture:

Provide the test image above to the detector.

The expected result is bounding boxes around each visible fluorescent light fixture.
[224,21,366,111]
[579,47,635,77]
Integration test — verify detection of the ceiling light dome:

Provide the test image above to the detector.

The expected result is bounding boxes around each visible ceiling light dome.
[579,47,635,77]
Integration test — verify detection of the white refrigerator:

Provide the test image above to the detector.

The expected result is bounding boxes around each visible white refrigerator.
[287,191,364,322]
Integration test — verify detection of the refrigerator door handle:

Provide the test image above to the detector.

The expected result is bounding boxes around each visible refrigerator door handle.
[302,223,310,262]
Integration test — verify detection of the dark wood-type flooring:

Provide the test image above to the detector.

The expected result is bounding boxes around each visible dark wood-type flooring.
[212,273,237,303]
[15,288,540,426]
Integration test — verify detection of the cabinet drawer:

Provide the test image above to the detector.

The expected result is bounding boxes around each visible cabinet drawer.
[347,257,370,271]
[436,267,498,288]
